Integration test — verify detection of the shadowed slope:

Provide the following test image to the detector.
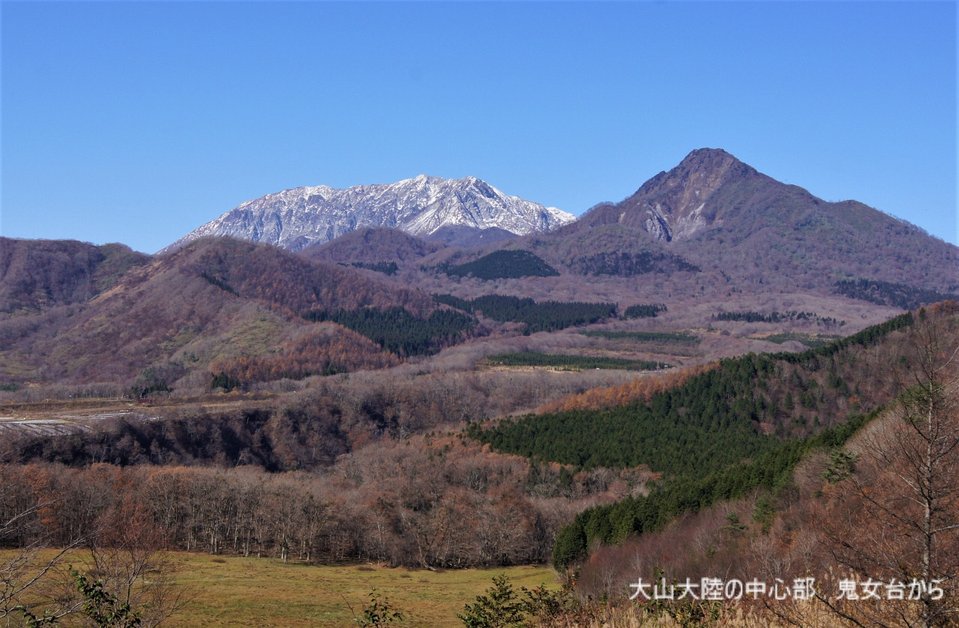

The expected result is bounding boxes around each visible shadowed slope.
[0,238,435,386]
[0,238,149,312]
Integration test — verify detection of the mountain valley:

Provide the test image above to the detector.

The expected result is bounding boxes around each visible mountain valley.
[2,148,958,626]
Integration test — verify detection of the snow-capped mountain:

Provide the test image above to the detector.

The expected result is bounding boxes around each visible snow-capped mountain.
[166,175,575,252]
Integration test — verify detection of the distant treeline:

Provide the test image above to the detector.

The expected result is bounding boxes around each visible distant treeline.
[441,250,559,280]
[348,261,398,275]
[306,307,474,356]
[773,311,913,364]
[1,366,649,474]
[207,328,399,392]
[1,406,349,471]
[487,351,669,371]
[568,251,700,276]
[433,294,616,334]
[835,278,958,310]
[623,304,667,318]
[0,454,582,568]
[762,332,832,349]
[714,310,844,327]
[581,330,699,345]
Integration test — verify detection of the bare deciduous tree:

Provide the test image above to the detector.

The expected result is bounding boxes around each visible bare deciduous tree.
[0,500,82,624]
[819,311,959,627]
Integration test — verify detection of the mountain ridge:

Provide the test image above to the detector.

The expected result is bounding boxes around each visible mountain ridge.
[523,148,959,293]
[0,237,438,386]
[577,147,935,243]
[167,175,575,252]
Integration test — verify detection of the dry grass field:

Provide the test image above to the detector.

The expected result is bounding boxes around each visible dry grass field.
[1,550,558,627]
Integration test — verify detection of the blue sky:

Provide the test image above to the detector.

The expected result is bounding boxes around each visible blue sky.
[2,1,956,253]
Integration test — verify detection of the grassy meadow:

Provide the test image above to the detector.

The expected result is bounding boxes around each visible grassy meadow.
[2,551,559,627]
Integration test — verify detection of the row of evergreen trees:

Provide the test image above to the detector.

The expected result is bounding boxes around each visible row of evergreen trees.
[307,307,474,356]
[435,294,617,334]
[442,250,560,280]
[623,303,667,318]
[550,413,873,568]
[714,309,842,326]
[468,353,778,472]
[486,351,668,371]
[835,277,958,310]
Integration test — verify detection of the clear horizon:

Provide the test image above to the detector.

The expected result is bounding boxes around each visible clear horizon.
[2,1,956,253]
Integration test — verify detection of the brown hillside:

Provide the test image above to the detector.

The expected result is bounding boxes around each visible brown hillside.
[0,238,149,312]
[0,237,433,387]
[300,226,445,266]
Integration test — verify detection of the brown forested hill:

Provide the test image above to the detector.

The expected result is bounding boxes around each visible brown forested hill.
[161,236,437,316]
[0,238,149,312]
[300,226,445,266]
[0,237,435,387]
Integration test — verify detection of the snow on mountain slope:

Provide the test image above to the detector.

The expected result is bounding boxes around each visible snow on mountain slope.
[167,175,574,252]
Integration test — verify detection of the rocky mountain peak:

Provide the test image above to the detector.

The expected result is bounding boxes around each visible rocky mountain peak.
[576,148,764,241]
[165,176,574,252]
[627,148,759,238]
[675,147,748,175]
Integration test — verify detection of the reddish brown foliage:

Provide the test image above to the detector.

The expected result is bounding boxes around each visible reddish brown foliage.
[209,325,399,387]
[537,363,717,414]
[0,428,652,569]
[0,238,148,313]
